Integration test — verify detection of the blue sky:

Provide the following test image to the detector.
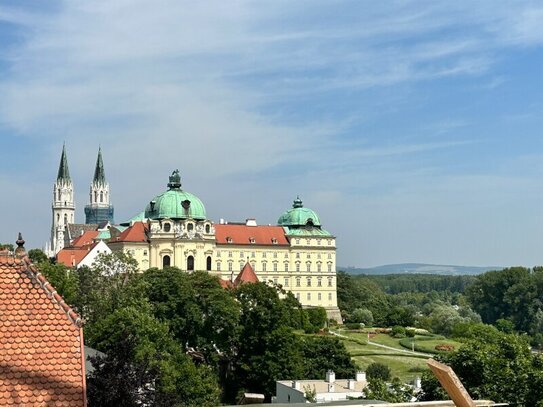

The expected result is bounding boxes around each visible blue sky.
[1,1,543,267]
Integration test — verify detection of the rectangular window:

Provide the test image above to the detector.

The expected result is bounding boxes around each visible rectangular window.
[296,263,300,272]
[328,293,332,300]
[307,293,311,300]
[240,251,244,258]
[273,263,278,272]
[307,277,312,287]
[285,263,289,272]
[318,293,322,300]
[317,263,322,272]
[229,251,233,258]
[284,278,289,287]
[307,253,311,259]
[262,263,267,272]
[217,262,221,271]
[251,252,256,258]
[296,293,300,300]
[273,277,278,284]
[228,262,233,271]
[262,252,267,258]
[318,278,322,287]
[328,263,332,272]
[296,252,300,259]
[328,277,333,287]
[296,278,301,287]
[217,251,221,257]
[273,252,277,258]
[306,263,311,273]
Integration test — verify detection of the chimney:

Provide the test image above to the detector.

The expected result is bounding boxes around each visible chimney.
[219,218,225,224]
[246,218,257,226]
[348,379,355,390]
[292,381,300,390]
[15,233,26,257]
[355,371,366,382]
[325,370,335,383]
[327,383,335,393]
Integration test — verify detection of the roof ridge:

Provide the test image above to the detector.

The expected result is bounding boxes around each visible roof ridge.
[19,255,84,328]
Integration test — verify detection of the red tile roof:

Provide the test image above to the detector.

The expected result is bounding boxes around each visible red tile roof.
[0,253,86,406]
[71,231,99,248]
[215,224,288,246]
[234,262,259,285]
[56,244,97,267]
[113,222,148,243]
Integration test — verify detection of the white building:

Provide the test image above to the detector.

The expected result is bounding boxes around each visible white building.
[275,371,367,404]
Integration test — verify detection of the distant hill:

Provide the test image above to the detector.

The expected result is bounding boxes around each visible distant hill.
[340,263,501,276]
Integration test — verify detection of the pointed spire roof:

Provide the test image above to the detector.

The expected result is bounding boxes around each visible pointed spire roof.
[234,262,259,285]
[93,147,106,184]
[56,144,71,181]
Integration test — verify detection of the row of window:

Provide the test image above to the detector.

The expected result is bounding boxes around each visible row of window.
[218,261,333,273]
[259,276,334,287]
[293,238,333,246]
[218,251,333,260]
[295,292,334,301]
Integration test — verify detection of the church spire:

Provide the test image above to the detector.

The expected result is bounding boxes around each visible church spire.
[56,143,71,181]
[93,147,106,185]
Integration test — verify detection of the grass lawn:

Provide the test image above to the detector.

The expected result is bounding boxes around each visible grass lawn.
[400,336,463,354]
[332,329,431,382]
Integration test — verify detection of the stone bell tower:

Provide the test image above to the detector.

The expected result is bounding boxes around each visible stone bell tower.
[48,144,75,255]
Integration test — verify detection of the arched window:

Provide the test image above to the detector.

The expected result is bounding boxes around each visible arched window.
[57,189,61,200]
[205,224,210,233]
[64,214,68,225]
[94,191,98,202]
[206,256,212,271]
[100,191,103,203]
[187,223,194,232]
[57,214,60,223]
[187,255,194,271]
[163,255,171,268]
[163,223,171,232]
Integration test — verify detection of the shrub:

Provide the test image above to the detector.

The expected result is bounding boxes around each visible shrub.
[366,362,391,382]
[391,325,406,338]
[344,322,364,330]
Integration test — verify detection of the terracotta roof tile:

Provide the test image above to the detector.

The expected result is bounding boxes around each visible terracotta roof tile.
[71,231,99,248]
[233,262,259,285]
[113,221,148,243]
[0,253,86,406]
[56,243,97,267]
[215,224,288,246]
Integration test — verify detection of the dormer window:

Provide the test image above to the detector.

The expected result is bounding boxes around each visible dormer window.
[226,237,233,244]
[249,237,255,244]
[205,224,211,234]
[271,238,277,244]
[149,200,156,212]
[187,223,194,232]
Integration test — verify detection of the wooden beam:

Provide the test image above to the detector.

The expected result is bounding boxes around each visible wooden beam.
[427,359,476,407]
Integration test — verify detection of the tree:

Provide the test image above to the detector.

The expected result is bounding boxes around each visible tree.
[87,306,221,406]
[350,308,374,326]
[366,362,391,382]
[364,378,413,403]
[423,330,543,406]
[143,268,240,362]
[28,248,49,263]
[38,262,78,306]
[301,336,356,380]
[305,307,327,329]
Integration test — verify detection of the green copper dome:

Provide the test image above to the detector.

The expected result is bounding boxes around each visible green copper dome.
[277,197,322,227]
[144,170,207,220]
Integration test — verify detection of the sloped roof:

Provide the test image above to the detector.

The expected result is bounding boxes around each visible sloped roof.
[71,230,99,248]
[234,262,259,285]
[112,221,148,243]
[215,224,289,246]
[67,224,98,240]
[57,244,97,267]
[0,252,86,406]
